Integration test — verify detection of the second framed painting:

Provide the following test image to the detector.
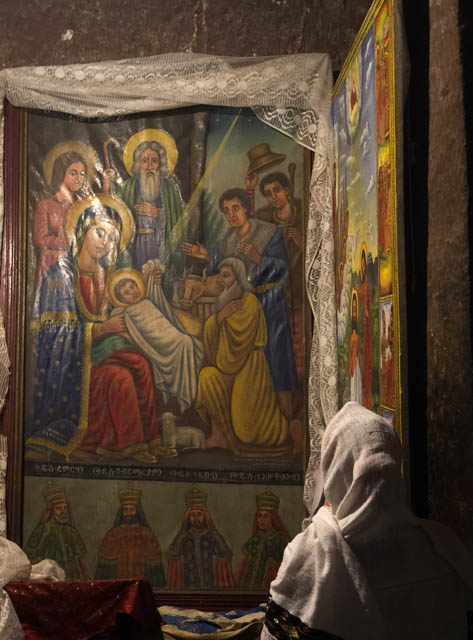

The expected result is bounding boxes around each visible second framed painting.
[332,0,405,443]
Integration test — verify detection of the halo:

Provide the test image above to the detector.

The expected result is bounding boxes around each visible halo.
[359,240,368,269]
[64,194,135,252]
[106,268,146,308]
[123,128,178,177]
[351,289,359,314]
[42,141,99,187]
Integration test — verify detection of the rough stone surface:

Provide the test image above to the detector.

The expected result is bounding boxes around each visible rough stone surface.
[0,0,372,71]
[427,0,473,549]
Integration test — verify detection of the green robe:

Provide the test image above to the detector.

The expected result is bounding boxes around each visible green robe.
[25,520,87,579]
[118,175,185,291]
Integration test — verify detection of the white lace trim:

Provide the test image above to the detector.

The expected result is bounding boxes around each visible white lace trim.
[0,52,338,525]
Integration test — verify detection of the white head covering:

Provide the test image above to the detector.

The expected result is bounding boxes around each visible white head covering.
[268,402,473,640]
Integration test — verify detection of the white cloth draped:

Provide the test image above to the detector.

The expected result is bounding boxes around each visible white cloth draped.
[268,402,473,640]
[0,537,30,640]
[0,538,66,639]
[112,278,204,412]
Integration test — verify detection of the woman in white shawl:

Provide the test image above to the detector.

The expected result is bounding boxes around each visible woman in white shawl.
[263,402,473,640]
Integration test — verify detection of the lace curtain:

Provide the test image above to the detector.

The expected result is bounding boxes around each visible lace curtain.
[0,52,338,520]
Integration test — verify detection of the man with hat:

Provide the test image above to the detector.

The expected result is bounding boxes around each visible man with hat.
[166,487,234,588]
[24,481,89,579]
[237,489,290,589]
[95,482,165,587]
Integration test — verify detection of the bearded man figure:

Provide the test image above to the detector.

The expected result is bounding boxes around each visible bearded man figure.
[95,483,166,587]
[24,481,89,579]
[166,487,234,589]
[112,133,185,291]
[237,489,291,589]
[196,257,288,454]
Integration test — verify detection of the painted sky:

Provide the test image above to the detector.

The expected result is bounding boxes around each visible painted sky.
[333,26,378,265]
[205,107,305,210]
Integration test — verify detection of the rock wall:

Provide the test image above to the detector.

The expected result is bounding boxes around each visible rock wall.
[0,0,371,71]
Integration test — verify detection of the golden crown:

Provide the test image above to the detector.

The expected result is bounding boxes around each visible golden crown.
[256,489,279,511]
[119,482,142,506]
[185,486,207,509]
[43,481,67,506]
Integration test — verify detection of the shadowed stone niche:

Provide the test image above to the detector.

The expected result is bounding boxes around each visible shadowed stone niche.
[426,0,473,549]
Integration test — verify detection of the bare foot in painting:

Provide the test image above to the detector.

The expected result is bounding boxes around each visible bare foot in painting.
[289,419,304,455]
[205,421,230,449]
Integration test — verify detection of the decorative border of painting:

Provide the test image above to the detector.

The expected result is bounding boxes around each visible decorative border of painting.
[332,0,408,455]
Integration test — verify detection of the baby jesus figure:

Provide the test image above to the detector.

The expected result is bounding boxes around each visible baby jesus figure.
[107,260,204,413]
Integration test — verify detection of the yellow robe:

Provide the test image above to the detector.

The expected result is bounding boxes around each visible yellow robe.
[197,293,287,447]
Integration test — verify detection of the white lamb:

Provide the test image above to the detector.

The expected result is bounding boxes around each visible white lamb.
[161,412,205,450]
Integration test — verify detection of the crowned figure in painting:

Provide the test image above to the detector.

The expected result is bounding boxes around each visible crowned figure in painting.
[237,489,291,589]
[166,487,234,588]
[96,483,165,587]
[25,481,89,579]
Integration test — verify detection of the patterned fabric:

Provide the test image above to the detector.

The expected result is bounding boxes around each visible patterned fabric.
[24,519,87,580]
[159,605,265,639]
[239,532,287,589]
[5,578,162,639]
[263,600,343,640]
[96,523,166,587]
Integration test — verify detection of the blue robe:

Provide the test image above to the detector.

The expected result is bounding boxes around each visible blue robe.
[209,219,298,392]
[26,256,133,456]
[167,527,232,588]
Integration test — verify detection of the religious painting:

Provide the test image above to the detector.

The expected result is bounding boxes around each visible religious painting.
[11,104,310,596]
[333,0,403,437]
[22,476,306,592]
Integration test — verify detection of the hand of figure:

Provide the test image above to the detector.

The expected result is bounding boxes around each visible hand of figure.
[102,168,117,194]
[245,171,258,191]
[102,316,126,334]
[135,202,160,218]
[287,226,302,247]
[151,268,162,286]
[182,241,209,260]
[238,241,261,264]
[217,298,243,324]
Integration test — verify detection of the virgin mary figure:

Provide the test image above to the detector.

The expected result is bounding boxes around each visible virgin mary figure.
[26,194,166,464]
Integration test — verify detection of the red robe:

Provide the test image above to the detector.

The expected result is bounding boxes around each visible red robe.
[77,271,160,455]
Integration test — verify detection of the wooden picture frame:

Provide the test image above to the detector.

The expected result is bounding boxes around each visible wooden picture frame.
[332,0,408,450]
[1,100,312,607]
